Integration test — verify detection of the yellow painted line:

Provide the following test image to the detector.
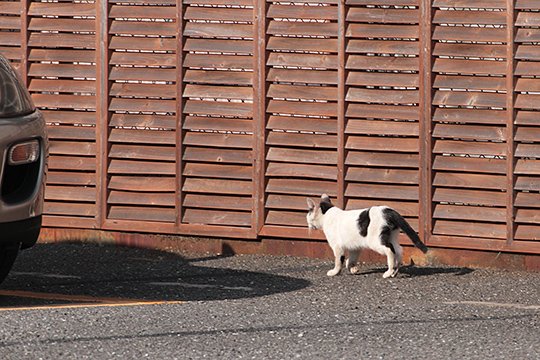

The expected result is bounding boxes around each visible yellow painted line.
[0,290,184,311]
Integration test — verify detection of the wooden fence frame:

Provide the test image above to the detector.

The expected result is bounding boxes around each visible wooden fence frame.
[1,0,540,256]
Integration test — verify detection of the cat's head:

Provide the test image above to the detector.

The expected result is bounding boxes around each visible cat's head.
[306,194,334,230]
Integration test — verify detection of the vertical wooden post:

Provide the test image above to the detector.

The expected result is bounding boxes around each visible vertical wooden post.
[506,0,516,246]
[419,0,433,244]
[20,0,30,86]
[337,0,346,209]
[175,0,185,231]
[253,0,267,236]
[96,0,111,229]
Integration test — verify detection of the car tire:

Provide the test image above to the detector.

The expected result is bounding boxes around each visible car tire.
[0,243,20,284]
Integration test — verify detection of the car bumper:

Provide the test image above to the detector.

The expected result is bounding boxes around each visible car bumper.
[0,110,47,246]
[0,215,42,248]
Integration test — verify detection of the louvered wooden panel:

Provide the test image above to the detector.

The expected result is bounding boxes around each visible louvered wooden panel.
[0,0,22,68]
[344,0,420,230]
[25,0,98,229]
[181,0,255,229]
[431,2,508,240]
[107,1,177,225]
[513,2,540,242]
[264,0,339,230]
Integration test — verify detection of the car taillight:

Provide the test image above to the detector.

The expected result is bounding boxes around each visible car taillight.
[8,140,40,165]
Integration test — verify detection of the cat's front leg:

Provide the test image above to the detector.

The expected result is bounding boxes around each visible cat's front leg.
[327,248,345,276]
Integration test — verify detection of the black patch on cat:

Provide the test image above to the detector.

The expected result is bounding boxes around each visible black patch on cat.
[382,207,428,253]
[380,225,396,254]
[340,255,345,264]
[320,198,334,214]
[357,208,371,237]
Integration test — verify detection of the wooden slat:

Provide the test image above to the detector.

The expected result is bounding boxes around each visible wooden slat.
[433,172,506,190]
[347,55,418,72]
[266,179,337,197]
[108,159,175,175]
[347,24,419,39]
[110,4,177,19]
[108,206,176,223]
[267,132,336,148]
[346,199,418,217]
[183,116,252,132]
[109,176,175,192]
[433,156,506,174]
[109,144,176,161]
[347,104,419,121]
[184,7,253,22]
[267,37,337,53]
[346,136,418,153]
[108,191,175,207]
[267,69,337,85]
[184,194,252,211]
[183,163,252,180]
[346,168,418,184]
[267,21,338,37]
[267,84,337,101]
[265,210,309,227]
[28,2,95,16]
[183,147,252,164]
[184,132,252,149]
[184,70,253,86]
[44,202,96,217]
[267,53,338,69]
[268,4,337,20]
[433,188,506,207]
[347,8,418,24]
[346,151,418,168]
[433,220,506,239]
[267,116,336,133]
[347,39,418,55]
[183,178,252,195]
[433,9,506,25]
[110,20,176,36]
[267,100,337,117]
[184,23,253,38]
[433,140,506,157]
[266,163,337,180]
[267,148,337,164]
[346,183,418,201]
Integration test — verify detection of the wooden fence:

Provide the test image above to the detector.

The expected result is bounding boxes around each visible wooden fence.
[1,0,540,255]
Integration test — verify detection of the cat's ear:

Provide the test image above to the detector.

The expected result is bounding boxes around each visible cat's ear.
[306,197,316,210]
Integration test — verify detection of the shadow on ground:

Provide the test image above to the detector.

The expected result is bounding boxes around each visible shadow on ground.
[0,242,311,306]
[357,263,474,277]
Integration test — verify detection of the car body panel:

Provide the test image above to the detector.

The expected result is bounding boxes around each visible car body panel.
[0,53,47,250]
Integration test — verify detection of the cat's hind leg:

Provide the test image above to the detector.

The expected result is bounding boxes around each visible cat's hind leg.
[346,249,361,274]
[327,247,345,276]
[382,247,396,279]
[390,232,402,277]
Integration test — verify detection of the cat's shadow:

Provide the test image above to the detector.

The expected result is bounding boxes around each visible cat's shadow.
[358,264,474,277]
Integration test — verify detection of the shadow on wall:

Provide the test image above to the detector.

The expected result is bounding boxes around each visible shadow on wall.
[0,242,311,305]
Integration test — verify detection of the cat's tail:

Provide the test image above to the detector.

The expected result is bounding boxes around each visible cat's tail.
[386,208,428,253]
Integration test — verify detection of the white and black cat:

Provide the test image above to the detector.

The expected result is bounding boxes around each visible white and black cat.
[306,194,428,278]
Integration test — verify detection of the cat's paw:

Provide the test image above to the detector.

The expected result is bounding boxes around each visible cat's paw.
[382,269,394,278]
[327,269,340,276]
[349,266,361,275]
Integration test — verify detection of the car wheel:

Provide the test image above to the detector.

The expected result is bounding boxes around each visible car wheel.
[0,243,20,284]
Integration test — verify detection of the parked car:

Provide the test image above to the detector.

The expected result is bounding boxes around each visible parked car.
[0,54,47,283]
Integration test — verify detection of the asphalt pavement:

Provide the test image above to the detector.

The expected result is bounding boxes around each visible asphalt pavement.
[0,242,538,359]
